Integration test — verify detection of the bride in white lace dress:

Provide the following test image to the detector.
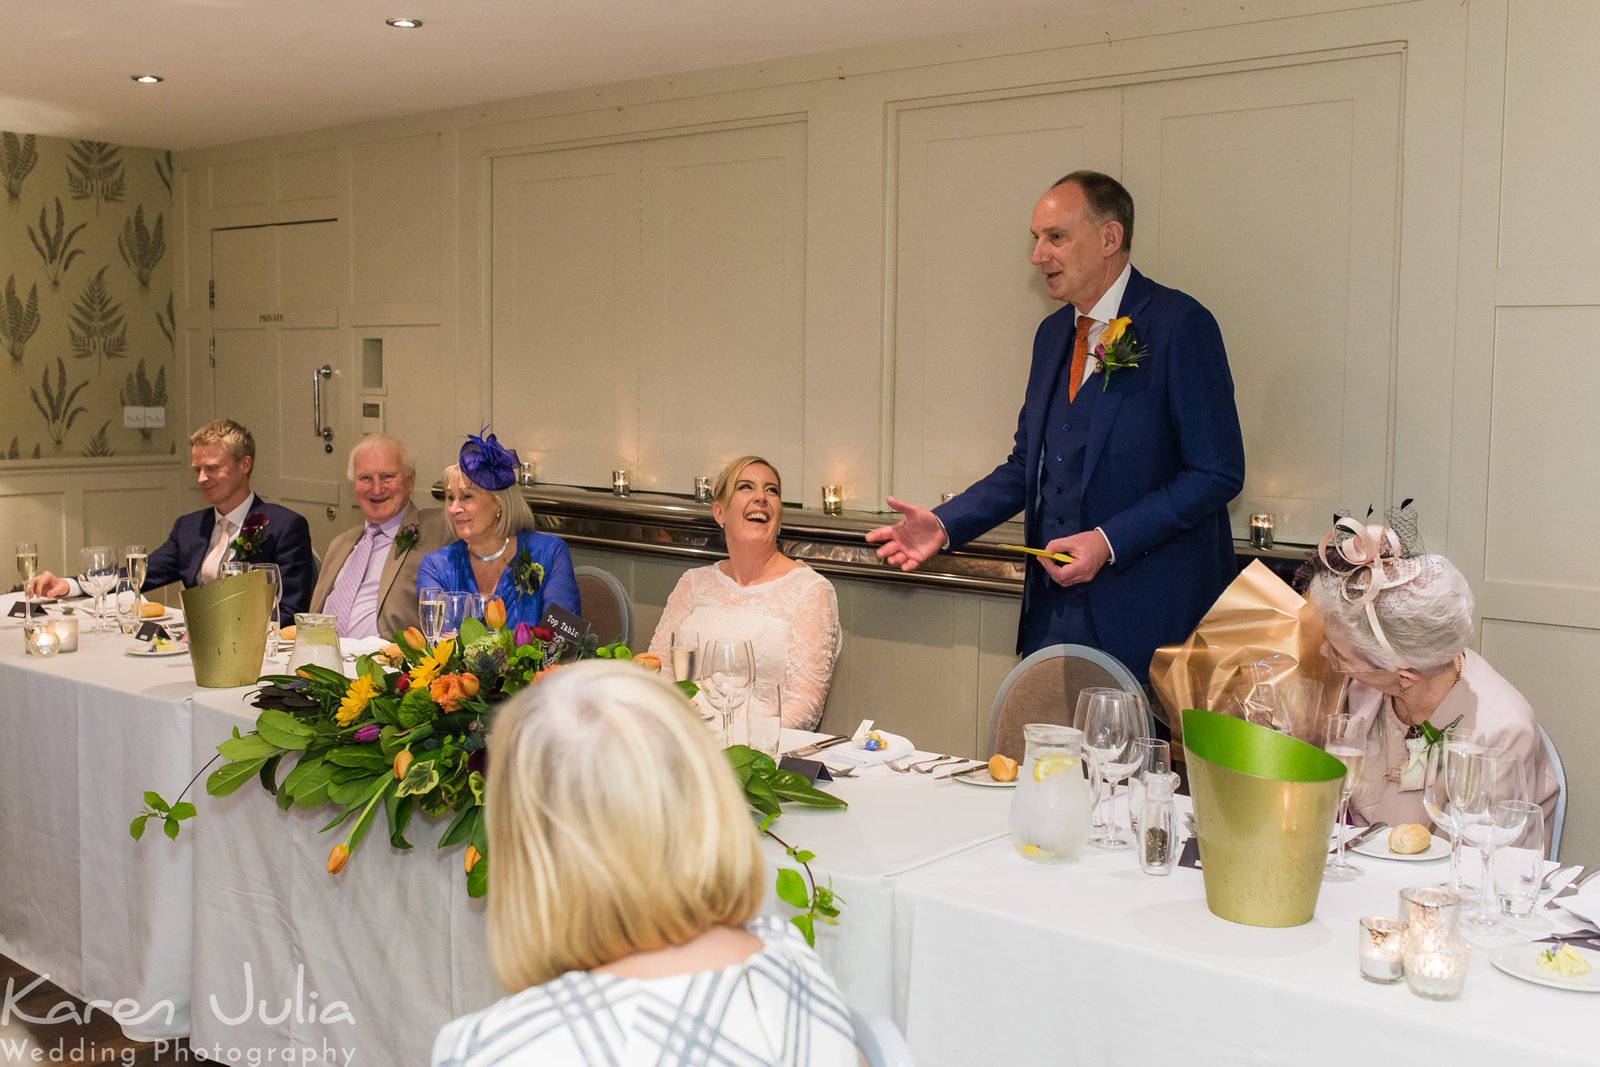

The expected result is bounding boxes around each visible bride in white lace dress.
[648,456,842,730]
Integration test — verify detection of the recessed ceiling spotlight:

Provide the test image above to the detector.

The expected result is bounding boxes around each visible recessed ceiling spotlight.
[131,74,164,84]
[385,17,422,29]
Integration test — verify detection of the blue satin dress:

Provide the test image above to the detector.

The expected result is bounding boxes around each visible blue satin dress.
[415,530,580,630]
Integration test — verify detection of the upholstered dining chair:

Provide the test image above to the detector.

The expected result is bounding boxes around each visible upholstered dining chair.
[850,1007,915,1067]
[986,643,1144,762]
[1540,723,1567,860]
[573,565,631,646]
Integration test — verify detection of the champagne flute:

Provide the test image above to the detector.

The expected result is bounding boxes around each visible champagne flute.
[418,585,446,645]
[1423,732,1482,895]
[16,542,38,593]
[1079,688,1142,851]
[79,545,117,634]
[700,638,754,746]
[124,543,148,596]
[1455,748,1529,942]
[670,629,700,683]
[1322,712,1365,882]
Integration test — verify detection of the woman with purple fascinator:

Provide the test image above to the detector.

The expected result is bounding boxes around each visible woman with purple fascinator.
[416,431,580,630]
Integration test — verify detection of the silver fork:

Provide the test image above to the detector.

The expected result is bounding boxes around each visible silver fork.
[885,757,914,773]
[911,755,963,774]
[822,764,857,779]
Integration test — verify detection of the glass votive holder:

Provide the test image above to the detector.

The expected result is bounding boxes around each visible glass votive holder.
[821,485,843,515]
[23,621,60,657]
[1404,940,1471,1000]
[49,615,79,653]
[694,476,712,503]
[1357,916,1407,984]
[1250,512,1275,549]
[1398,886,1461,953]
[518,460,536,486]
[612,469,630,496]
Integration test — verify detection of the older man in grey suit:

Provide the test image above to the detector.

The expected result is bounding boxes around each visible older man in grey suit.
[310,434,449,639]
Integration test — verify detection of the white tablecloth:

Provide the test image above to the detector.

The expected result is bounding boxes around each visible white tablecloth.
[896,834,1600,1066]
[0,601,196,1039]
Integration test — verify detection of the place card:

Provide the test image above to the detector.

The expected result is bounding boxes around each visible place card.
[8,601,31,618]
[134,621,171,643]
[1178,836,1202,870]
[540,605,590,648]
[779,756,832,784]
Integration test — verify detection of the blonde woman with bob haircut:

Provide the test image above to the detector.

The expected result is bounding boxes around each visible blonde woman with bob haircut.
[647,455,843,730]
[416,432,580,629]
[432,661,857,1066]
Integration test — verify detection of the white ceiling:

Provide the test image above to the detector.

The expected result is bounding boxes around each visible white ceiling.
[1,0,1139,151]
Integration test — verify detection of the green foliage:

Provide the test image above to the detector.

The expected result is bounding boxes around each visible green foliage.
[69,267,127,371]
[2,132,37,205]
[30,358,88,448]
[67,140,125,212]
[27,197,86,291]
[117,205,166,293]
[129,790,197,842]
[82,421,114,458]
[724,745,848,946]
[0,275,40,364]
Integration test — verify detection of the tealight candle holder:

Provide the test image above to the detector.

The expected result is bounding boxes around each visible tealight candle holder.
[518,460,536,486]
[821,485,843,516]
[612,469,630,496]
[1404,940,1471,1000]
[49,616,79,653]
[1357,916,1407,984]
[694,476,712,503]
[1250,513,1275,549]
[23,621,60,657]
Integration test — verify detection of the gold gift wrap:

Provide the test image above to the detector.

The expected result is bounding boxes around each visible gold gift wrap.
[182,570,272,688]
[1150,560,1338,744]
[1183,709,1346,927]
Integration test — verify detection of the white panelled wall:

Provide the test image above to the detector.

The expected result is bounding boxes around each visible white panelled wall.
[125,0,1598,858]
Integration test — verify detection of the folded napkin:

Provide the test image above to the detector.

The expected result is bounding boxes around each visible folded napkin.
[1556,886,1600,929]
[818,732,915,768]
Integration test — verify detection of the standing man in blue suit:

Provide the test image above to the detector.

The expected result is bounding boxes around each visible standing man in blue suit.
[867,171,1245,680]
[29,419,316,623]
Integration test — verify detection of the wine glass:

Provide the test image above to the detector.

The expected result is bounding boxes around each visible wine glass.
[745,682,783,758]
[1078,688,1142,851]
[1423,732,1482,895]
[78,545,117,634]
[441,591,484,639]
[1491,800,1547,930]
[700,638,754,745]
[250,563,283,654]
[1454,748,1530,942]
[418,585,446,645]
[1128,737,1172,837]
[1321,712,1366,882]
[1072,687,1121,843]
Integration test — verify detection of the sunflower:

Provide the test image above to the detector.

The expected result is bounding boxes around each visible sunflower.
[409,638,455,688]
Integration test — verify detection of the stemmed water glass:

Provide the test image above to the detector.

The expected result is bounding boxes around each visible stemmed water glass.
[1077,688,1143,851]
[251,563,283,654]
[1321,712,1365,882]
[1454,748,1530,942]
[699,638,754,745]
[78,546,117,634]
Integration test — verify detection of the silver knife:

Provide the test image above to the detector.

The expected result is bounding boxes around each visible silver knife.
[1331,822,1387,855]
[785,736,851,758]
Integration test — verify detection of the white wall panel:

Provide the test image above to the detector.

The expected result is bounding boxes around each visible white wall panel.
[352,134,442,305]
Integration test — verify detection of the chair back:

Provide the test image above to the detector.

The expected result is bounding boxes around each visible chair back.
[850,1007,915,1067]
[573,565,631,646]
[1540,722,1567,860]
[987,643,1144,762]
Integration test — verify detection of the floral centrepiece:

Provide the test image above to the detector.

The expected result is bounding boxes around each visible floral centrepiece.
[1091,316,1148,391]
[230,511,269,561]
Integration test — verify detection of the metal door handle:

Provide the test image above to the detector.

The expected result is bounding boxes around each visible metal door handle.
[312,365,334,446]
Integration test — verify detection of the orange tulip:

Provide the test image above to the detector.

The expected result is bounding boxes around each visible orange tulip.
[327,843,349,874]
[464,845,482,874]
[459,672,480,698]
[484,598,507,630]
[402,626,425,650]
[393,750,414,781]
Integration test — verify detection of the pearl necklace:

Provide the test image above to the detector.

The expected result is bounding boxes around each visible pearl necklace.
[471,538,511,563]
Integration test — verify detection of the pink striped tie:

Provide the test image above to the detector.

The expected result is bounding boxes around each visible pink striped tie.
[326,526,379,635]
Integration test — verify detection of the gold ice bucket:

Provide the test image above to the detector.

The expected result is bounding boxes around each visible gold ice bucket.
[182,570,272,688]
[1183,708,1346,927]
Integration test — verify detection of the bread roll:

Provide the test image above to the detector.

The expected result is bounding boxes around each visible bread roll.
[1389,823,1431,855]
[140,601,165,618]
[279,624,297,642]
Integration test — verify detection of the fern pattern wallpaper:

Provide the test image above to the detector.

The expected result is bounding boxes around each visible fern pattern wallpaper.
[0,131,175,461]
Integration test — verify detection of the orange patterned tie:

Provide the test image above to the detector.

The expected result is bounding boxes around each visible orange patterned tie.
[1067,314,1092,403]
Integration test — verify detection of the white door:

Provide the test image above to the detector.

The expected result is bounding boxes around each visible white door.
[208,220,347,553]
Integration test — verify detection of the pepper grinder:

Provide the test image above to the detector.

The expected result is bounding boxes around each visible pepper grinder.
[1138,771,1180,876]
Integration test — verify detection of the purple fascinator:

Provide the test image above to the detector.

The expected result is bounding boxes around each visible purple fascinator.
[459,430,519,492]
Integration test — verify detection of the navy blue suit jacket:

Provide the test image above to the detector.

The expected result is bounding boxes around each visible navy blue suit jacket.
[934,267,1245,678]
[144,495,316,623]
